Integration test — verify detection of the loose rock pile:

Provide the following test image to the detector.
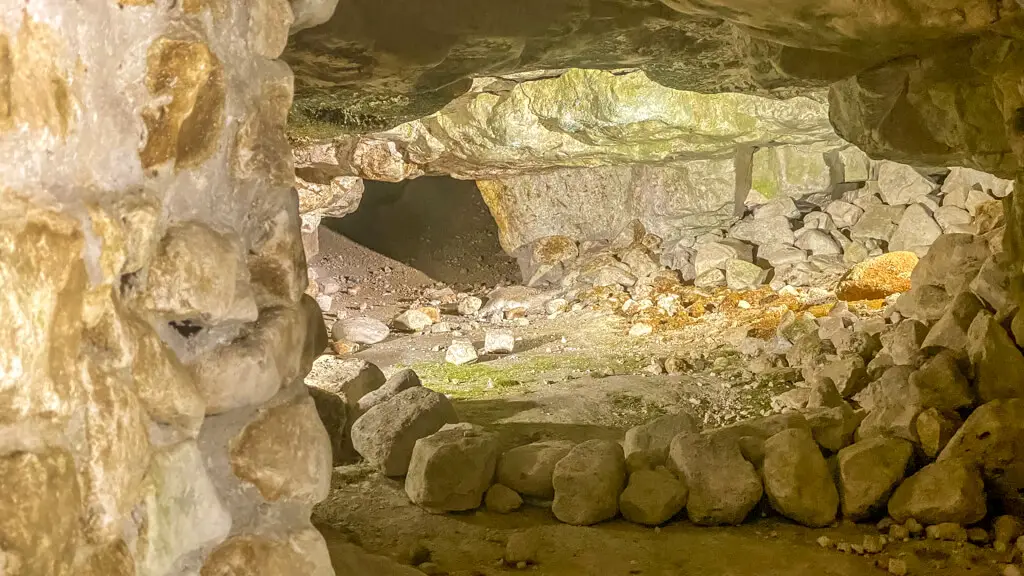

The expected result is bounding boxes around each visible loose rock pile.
[310,211,1024,574]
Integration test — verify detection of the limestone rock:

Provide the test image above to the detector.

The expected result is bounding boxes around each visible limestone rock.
[795,229,841,255]
[498,440,575,499]
[445,340,479,365]
[762,428,838,527]
[0,448,81,576]
[885,319,928,366]
[875,162,936,205]
[458,296,483,316]
[826,200,865,228]
[939,399,1024,515]
[757,242,807,267]
[619,468,688,526]
[694,268,727,289]
[357,368,422,412]
[306,357,386,465]
[802,211,836,231]
[393,309,434,332]
[295,168,364,218]
[332,316,390,344]
[623,412,700,464]
[819,354,869,398]
[911,233,990,296]
[132,222,256,324]
[853,366,916,413]
[888,460,986,526]
[849,205,904,243]
[729,216,795,246]
[967,311,1024,402]
[201,535,314,575]
[350,387,459,476]
[483,329,515,354]
[970,253,1022,320]
[934,206,973,232]
[668,433,763,526]
[805,404,862,452]
[405,424,500,512]
[749,145,831,201]
[908,351,974,411]
[837,437,914,520]
[485,484,523,513]
[895,284,949,323]
[139,442,232,576]
[327,540,424,576]
[552,440,627,526]
[916,408,962,459]
[836,252,917,301]
[921,291,985,356]
[694,240,754,277]
[229,396,331,505]
[505,531,541,566]
[942,167,1014,202]
[754,197,800,220]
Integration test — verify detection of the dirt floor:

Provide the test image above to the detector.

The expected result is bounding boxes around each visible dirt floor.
[307,179,1011,576]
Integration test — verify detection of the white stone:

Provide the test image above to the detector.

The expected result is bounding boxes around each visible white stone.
[445,339,479,365]
[393,309,434,332]
[875,162,936,205]
[483,329,515,354]
[825,200,864,228]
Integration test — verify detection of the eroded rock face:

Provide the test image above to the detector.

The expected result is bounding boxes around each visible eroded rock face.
[0,4,332,574]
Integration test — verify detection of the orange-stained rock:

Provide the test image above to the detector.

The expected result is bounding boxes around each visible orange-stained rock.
[836,251,918,301]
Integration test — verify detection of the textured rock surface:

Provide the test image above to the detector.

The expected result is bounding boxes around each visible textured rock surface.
[619,468,689,526]
[497,440,575,499]
[888,460,987,526]
[623,413,700,464]
[405,424,500,512]
[837,437,913,520]
[552,440,627,526]
[762,429,838,527]
[668,433,763,526]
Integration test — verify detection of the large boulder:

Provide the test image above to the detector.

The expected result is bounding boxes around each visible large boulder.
[619,468,689,526]
[331,316,390,345]
[887,459,987,526]
[837,437,914,520]
[888,204,942,254]
[966,311,1024,402]
[762,428,838,527]
[874,162,936,206]
[623,413,700,464]
[497,440,575,499]
[969,253,1021,320]
[921,291,985,356]
[350,387,459,476]
[305,358,386,465]
[907,350,974,411]
[729,216,795,247]
[910,233,990,296]
[939,399,1024,515]
[916,408,962,459]
[668,433,763,526]
[405,424,500,512]
[357,369,422,412]
[551,440,627,526]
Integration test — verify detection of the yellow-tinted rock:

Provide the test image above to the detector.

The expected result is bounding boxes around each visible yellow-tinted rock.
[836,252,918,301]
[229,395,331,504]
[78,540,134,576]
[0,16,74,136]
[141,38,225,170]
[112,192,163,274]
[80,359,152,543]
[131,222,256,323]
[248,0,294,59]
[233,61,294,185]
[201,535,314,576]
[0,199,86,426]
[0,448,81,576]
[247,188,307,308]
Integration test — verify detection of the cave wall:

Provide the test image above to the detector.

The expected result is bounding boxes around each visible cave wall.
[0,3,332,575]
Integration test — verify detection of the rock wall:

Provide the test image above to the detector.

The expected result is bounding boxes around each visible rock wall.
[0,3,333,576]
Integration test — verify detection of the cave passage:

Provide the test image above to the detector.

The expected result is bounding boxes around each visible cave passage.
[322,177,519,286]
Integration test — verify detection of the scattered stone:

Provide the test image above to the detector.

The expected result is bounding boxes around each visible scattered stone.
[971,253,1021,320]
[888,558,908,576]
[329,315,389,342]
[315,293,333,312]
[445,340,479,365]
[762,428,838,527]
[498,441,575,499]
[934,205,973,232]
[392,309,435,332]
[795,229,842,255]
[545,298,568,315]
[629,322,654,337]
[668,433,763,526]
[921,290,985,356]
[730,216,795,247]
[805,404,861,452]
[909,351,974,411]
[350,387,459,476]
[694,240,754,277]
[838,437,914,520]
[771,388,811,412]
[623,413,700,464]
[967,311,1024,402]
[694,268,727,289]
[485,484,525,514]
[483,329,515,354]
[358,368,423,413]
[505,531,540,565]
[994,516,1024,551]
[885,319,929,366]
[889,204,942,254]
[806,379,844,409]
[754,197,801,220]
[911,233,991,295]
[820,354,869,398]
[926,523,968,542]
[552,440,627,526]
[619,467,689,526]
[406,424,499,512]
[967,527,990,543]
[888,459,987,526]
[458,296,483,316]
[895,285,949,323]
[725,258,768,290]
[758,243,807,267]
[850,204,904,243]
[876,162,936,205]
[915,408,962,459]
[306,358,387,465]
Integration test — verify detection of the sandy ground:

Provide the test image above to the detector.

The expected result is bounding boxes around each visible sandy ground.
[306,178,1010,576]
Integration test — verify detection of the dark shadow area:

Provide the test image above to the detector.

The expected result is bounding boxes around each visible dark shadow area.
[323,176,519,285]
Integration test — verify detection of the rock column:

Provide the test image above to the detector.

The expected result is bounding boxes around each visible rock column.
[0,2,333,575]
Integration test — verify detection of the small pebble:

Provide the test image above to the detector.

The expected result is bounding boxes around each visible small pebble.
[816,536,833,548]
[906,518,923,535]
[888,558,908,576]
